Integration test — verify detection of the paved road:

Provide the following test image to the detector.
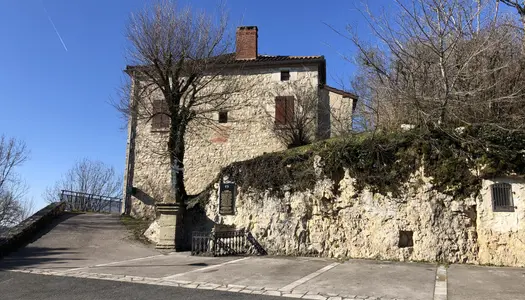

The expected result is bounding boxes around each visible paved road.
[0,271,286,300]
[0,213,160,270]
[2,213,525,300]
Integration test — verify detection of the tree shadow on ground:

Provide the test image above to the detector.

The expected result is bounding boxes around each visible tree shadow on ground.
[0,213,83,270]
[0,246,82,270]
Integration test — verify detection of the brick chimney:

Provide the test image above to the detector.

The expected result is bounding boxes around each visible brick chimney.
[236,26,258,60]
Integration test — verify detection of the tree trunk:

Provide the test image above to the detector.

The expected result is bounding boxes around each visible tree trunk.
[168,114,187,204]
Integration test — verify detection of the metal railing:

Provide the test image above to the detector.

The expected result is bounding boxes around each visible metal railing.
[60,190,122,214]
[191,229,247,257]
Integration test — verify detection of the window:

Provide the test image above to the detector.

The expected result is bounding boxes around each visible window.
[491,183,514,212]
[398,231,413,248]
[280,70,290,81]
[275,96,294,125]
[218,111,228,123]
[152,100,169,130]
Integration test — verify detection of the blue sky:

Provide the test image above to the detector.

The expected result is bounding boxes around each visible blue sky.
[0,0,390,211]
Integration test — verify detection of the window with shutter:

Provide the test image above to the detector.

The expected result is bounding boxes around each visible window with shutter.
[152,100,170,130]
[275,96,286,125]
[275,96,294,125]
[285,96,294,124]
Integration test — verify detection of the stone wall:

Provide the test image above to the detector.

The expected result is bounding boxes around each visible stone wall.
[0,202,66,258]
[477,178,525,266]
[326,90,354,137]
[192,159,525,267]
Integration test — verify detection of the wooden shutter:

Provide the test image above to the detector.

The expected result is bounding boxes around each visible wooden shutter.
[275,96,286,125]
[275,96,295,125]
[285,96,294,124]
[152,100,169,129]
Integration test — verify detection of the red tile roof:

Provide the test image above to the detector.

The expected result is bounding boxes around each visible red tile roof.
[250,55,324,61]
[126,54,325,72]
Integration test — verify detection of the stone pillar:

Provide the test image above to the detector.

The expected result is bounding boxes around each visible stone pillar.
[156,203,185,250]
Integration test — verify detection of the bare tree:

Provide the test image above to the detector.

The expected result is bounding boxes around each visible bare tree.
[44,158,121,204]
[333,0,525,133]
[350,63,378,132]
[0,135,32,227]
[498,0,525,29]
[114,1,246,203]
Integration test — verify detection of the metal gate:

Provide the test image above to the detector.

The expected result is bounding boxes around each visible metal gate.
[191,229,247,256]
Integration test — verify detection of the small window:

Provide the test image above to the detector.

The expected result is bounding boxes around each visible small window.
[280,70,290,81]
[218,111,228,123]
[491,183,514,212]
[398,231,413,248]
[152,100,169,130]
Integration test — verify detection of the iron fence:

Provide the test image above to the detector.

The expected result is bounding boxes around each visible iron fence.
[191,229,247,257]
[60,190,122,214]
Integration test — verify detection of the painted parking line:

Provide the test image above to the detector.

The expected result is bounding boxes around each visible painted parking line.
[162,257,251,280]
[434,265,447,300]
[64,254,168,272]
[278,262,340,292]
[10,267,382,299]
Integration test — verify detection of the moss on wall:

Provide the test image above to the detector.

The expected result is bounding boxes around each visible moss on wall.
[215,126,525,200]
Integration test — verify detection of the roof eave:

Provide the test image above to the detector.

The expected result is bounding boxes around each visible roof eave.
[323,84,359,100]
[124,56,326,75]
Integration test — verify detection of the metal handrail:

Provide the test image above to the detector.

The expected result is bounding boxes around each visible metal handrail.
[60,190,122,214]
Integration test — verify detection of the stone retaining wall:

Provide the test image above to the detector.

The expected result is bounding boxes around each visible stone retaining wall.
[191,162,525,267]
[0,202,66,258]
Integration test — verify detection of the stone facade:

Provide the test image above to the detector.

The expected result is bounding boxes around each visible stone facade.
[321,87,357,137]
[125,63,354,219]
[184,66,320,195]
[477,178,525,266]
[184,159,524,267]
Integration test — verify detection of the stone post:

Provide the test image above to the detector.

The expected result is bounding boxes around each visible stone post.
[155,203,185,250]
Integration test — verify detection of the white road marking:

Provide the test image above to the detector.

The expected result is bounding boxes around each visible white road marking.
[64,254,167,272]
[279,262,340,292]
[434,265,447,300]
[162,257,251,280]
[9,267,377,299]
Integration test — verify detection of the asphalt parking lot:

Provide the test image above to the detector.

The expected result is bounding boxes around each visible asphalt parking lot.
[2,213,525,300]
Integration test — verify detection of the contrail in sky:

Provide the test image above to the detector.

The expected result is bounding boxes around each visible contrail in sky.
[41,1,68,52]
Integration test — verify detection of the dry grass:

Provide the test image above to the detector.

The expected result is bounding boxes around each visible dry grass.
[120,215,152,245]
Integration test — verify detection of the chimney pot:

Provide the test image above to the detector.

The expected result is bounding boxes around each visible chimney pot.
[236,26,258,60]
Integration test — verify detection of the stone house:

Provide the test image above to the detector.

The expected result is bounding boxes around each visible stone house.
[122,26,358,218]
